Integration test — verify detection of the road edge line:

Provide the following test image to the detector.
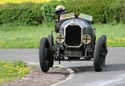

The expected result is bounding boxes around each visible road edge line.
[51,65,75,86]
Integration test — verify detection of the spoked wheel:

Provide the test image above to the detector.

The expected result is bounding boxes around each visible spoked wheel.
[94,35,108,72]
[47,35,54,67]
[39,38,51,73]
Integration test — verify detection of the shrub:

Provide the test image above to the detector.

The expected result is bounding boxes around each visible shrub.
[41,0,63,22]
[120,0,125,23]
[64,0,122,23]
[0,3,43,25]
[0,0,125,25]
[0,1,63,25]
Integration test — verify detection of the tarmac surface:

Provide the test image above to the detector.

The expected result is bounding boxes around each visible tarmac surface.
[0,47,125,86]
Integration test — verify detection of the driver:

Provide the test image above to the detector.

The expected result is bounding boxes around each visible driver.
[55,5,66,15]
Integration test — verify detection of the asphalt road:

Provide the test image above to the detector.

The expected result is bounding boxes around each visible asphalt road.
[0,48,125,86]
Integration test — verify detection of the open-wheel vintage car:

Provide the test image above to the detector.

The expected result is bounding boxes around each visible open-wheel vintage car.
[39,5,108,73]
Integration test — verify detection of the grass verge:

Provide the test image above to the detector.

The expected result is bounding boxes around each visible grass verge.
[0,23,53,48]
[0,23,125,48]
[94,23,125,47]
[0,60,29,82]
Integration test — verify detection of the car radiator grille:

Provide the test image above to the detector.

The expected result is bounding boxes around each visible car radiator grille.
[65,25,81,46]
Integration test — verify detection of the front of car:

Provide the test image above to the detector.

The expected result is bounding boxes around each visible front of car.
[55,13,96,59]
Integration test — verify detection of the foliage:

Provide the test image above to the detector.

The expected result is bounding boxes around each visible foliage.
[0,3,43,25]
[40,0,125,23]
[41,0,63,22]
[13,60,27,67]
[0,0,125,25]
[0,60,29,82]
[64,0,122,23]
[0,0,50,4]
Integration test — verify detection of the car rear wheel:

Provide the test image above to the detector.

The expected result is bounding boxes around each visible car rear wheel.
[39,38,50,73]
[47,35,54,67]
[94,35,108,72]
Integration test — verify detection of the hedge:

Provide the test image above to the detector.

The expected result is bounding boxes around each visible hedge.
[0,0,125,25]
[0,3,44,25]
[64,0,124,23]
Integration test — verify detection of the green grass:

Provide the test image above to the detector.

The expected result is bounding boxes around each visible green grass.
[0,60,29,82]
[94,23,125,47]
[0,23,54,48]
[0,23,125,48]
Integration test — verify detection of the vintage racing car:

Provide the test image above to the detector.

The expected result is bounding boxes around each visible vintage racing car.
[39,5,108,73]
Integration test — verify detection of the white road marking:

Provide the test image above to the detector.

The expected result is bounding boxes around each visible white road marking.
[27,62,39,65]
[84,74,125,86]
[51,65,75,86]
[74,68,80,72]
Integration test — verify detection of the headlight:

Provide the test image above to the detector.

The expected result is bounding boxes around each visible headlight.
[56,34,64,43]
[82,34,91,44]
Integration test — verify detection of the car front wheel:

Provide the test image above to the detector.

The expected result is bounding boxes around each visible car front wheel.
[94,35,108,72]
[39,38,50,73]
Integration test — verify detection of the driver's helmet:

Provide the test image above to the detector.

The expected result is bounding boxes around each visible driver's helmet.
[55,5,66,14]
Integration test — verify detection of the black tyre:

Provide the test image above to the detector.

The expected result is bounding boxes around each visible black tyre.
[47,35,54,67]
[94,35,108,72]
[39,38,50,73]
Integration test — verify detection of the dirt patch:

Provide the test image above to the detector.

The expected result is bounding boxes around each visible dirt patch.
[0,66,69,86]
